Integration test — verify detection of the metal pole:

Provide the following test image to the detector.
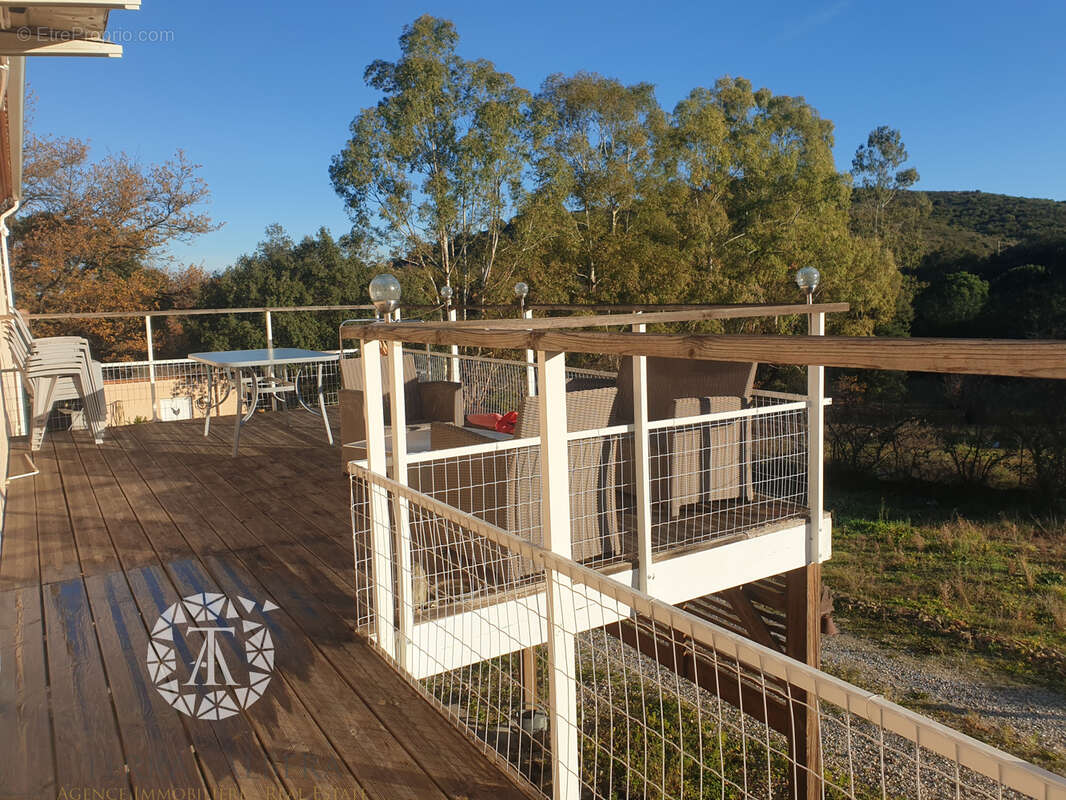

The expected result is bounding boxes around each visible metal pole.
[145,315,158,421]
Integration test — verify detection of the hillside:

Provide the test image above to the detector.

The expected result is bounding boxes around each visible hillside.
[911,190,1066,263]
[924,190,1066,242]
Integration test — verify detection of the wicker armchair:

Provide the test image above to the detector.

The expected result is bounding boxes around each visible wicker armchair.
[338,353,463,466]
[420,386,624,566]
[617,357,756,518]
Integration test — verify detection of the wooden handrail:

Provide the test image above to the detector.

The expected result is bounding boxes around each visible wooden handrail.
[341,321,1066,379]
[437,303,849,330]
[23,301,843,322]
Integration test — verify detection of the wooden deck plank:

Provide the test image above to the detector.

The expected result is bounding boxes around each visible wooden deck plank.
[65,435,294,798]
[119,425,356,592]
[34,441,83,586]
[52,437,122,578]
[68,437,159,571]
[82,435,362,800]
[161,557,382,800]
[0,415,538,800]
[114,422,528,799]
[200,555,451,800]
[82,570,210,796]
[53,434,266,797]
[0,585,55,798]
[122,564,290,800]
[0,444,39,591]
[218,545,533,800]
[42,577,129,794]
[84,430,446,800]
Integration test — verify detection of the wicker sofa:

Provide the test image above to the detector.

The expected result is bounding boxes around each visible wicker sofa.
[418,386,624,566]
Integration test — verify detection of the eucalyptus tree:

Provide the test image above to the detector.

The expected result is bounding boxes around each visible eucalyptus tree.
[851,125,921,238]
[664,78,900,332]
[530,72,672,299]
[330,15,535,305]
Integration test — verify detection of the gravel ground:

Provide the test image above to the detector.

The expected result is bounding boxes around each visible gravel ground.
[823,631,1066,760]
[445,628,1066,797]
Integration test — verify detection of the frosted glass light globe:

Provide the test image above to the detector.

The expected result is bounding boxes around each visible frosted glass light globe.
[369,274,401,318]
[795,266,820,292]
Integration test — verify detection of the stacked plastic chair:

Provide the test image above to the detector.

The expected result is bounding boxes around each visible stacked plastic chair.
[6,312,107,451]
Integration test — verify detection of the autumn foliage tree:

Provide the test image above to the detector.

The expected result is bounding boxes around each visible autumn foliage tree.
[12,133,218,359]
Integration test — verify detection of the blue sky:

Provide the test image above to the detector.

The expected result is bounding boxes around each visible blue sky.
[24,0,1066,273]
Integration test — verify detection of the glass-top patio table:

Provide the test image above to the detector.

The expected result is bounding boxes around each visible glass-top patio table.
[189,348,337,456]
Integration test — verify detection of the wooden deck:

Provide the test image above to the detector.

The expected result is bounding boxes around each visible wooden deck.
[0,409,533,800]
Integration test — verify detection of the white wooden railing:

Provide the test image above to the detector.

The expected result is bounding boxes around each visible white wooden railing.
[348,461,1066,800]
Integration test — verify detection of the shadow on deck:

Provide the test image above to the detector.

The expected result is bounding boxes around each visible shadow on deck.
[0,409,533,799]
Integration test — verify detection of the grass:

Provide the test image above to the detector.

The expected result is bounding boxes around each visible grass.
[824,475,1066,689]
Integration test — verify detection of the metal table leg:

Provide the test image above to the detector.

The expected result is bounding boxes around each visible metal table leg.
[317,363,334,445]
[204,367,214,437]
[231,367,243,456]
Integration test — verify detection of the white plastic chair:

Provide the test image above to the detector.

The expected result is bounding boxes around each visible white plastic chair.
[5,312,108,450]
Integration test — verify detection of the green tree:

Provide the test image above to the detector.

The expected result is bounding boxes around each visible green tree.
[189,226,370,354]
[532,72,668,296]
[330,15,534,306]
[851,126,921,239]
[913,271,989,335]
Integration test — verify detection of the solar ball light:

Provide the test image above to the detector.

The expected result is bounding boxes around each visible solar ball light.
[514,281,529,310]
[795,266,820,304]
[439,284,453,307]
[369,273,402,320]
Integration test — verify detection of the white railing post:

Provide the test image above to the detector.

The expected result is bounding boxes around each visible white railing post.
[264,309,276,385]
[447,306,460,384]
[524,308,536,396]
[631,320,653,592]
[387,339,415,673]
[538,349,579,800]
[361,336,397,660]
[145,315,158,421]
[807,311,826,562]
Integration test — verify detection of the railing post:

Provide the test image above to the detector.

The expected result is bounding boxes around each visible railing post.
[447,306,460,384]
[631,320,653,592]
[807,310,826,562]
[538,350,580,800]
[387,339,415,674]
[145,315,158,421]
[264,309,273,350]
[361,336,397,660]
[524,308,536,396]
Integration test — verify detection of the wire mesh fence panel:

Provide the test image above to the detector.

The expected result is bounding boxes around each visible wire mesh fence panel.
[35,356,346,433]
[644,399,809,556]
[406,436,546,551]
[351,470,375,634]
[349,463,1066,800]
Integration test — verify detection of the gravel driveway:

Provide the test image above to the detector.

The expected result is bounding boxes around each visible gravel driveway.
[823,631,1066,764]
